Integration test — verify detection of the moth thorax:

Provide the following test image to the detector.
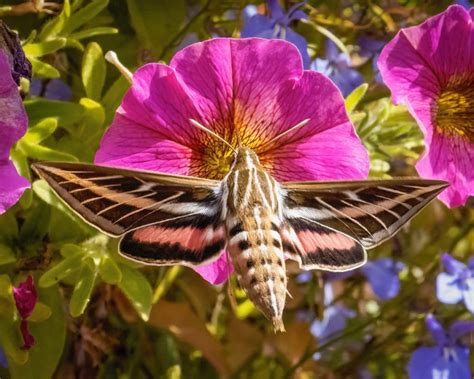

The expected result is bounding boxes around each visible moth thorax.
[227,218,287,332]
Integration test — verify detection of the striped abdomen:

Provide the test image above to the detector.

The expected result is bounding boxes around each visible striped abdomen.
[224,148,287,331]
[227,208,287,331]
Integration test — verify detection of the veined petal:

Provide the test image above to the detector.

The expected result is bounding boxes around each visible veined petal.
[436,272,463,304]
[0,160,29,214]
[96,115,194,175]
[416,132,474,208]
[378,5,474,208]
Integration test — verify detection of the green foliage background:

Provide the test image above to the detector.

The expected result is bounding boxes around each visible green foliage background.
[0,0,473,378]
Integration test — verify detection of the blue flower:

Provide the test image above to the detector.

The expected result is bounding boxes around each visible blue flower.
[408,314,474,379]
[30,78,72,101]
[325,258,405,301]
[358,36,385,84]
[436,253,474,313]
[311,39,364,96]
[360,258,405,300]
[310,283,355,346]
[241,1,310,68]
[0,347,7,368]
[455,0,472,10]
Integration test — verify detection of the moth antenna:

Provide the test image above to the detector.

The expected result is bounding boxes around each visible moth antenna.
[189,119,236,152]
[259,118,310,149]
[105,51,133,83]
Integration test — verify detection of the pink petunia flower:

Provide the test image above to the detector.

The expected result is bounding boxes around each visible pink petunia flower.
[12,276,37,349]
[95,38,369,284]
[0,49,29,214]
[378,5,474,208]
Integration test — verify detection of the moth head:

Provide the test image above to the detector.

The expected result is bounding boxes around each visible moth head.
[232,147,261,169]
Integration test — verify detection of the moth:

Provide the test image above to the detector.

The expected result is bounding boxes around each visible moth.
[31,120,448,332]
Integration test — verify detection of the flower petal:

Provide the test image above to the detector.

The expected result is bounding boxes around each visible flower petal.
[360,258,404,300]
[431,347,471,379]
[426,314,448,346]
[0,347,7,368]
[241,15,275,39]
[192,253,233,285]
[310,304,355,345]
[449,320,474,342]
[462,277,474,313]
[407,346,471,379]
[96,114,194,175]
[12,276,37,319]
[416,132,474,208]
[436,272,463,304]
[260,70,368,181]
[378,5,474,208]
[0,51,28,159]
[0,160,29,214]
[441,253,466,275]
[407,346,441,379]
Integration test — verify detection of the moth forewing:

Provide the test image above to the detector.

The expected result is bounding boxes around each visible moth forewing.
[282,178,449,250]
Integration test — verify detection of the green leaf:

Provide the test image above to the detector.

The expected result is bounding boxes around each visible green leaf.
[9,285,66,379]
[28,302,52,323]
[22,118,58,145]
[0,211,19,243]
[126,0,186,59]
[63,0,109,35]
[118,264,152,321]
[18,140,78,162]
[39,0,71,40]
[70,261,97,317]
[39,252,84,287]
[82,43,106,100]
[345,83,369,113]
[0,244,15,265]
[29,57,60,78]
[23,38,67,58]
[60,243,83,258]
[69,26,118,40]
[102,75,130,124]
[25,99,85,127]
[98,256,122,284]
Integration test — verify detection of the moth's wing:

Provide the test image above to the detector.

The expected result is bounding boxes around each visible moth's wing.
[31,161,222,237]
[281,218,367,272]
[119,216,227,267]
[282,178,448,250]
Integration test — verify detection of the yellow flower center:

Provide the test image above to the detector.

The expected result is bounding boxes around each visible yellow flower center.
[435,75,474,142]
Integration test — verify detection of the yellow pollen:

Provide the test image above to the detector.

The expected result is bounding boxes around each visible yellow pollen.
[435,76,474,142]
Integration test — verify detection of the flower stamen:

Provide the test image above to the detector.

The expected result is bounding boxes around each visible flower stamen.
[105,51,133,83]
[435,76,474,142]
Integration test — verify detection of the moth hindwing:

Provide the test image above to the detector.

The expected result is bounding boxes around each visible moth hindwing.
[281,178,448,271]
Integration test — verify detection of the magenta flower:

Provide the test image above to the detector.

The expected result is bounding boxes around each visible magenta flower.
[12,276,38,349]
[378,5,474,208]
[0,50,29,214]
[96,38,369,284]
